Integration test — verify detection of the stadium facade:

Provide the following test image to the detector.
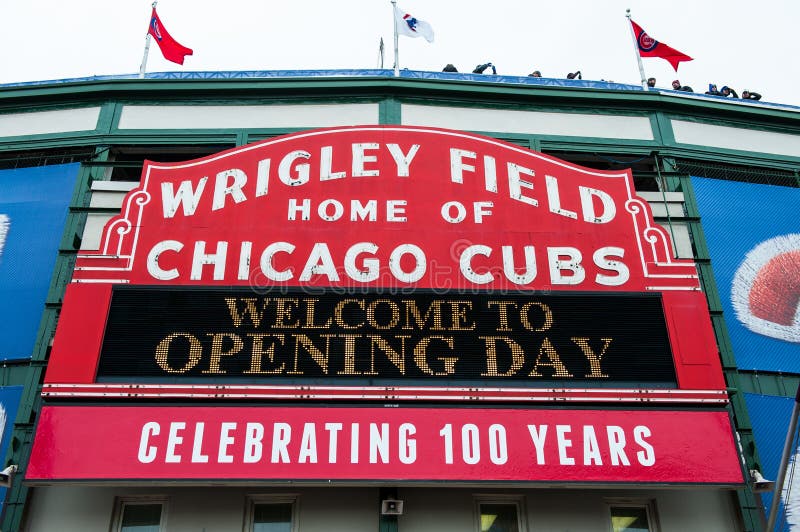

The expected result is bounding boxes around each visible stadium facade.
[0,70,799,532]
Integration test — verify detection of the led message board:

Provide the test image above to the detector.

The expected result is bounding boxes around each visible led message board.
[97,287,675,385]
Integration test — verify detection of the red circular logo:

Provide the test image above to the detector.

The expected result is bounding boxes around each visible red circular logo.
[638,32,657,52]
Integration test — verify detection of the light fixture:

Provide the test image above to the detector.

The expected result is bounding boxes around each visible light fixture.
[750,469,776,493]
[0,465,18,489]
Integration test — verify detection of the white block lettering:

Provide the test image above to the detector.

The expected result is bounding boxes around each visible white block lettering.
[147,240,184,280]
[527,425,548,465]
[161,177,208,218]
[166,422,185,463]
[386,143,420,177]
[352,143,380,177]
[212,169,247,211]
[138,422,160,463]
[556,425,575,465]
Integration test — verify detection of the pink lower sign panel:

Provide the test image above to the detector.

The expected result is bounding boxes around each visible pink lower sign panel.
[27,405,743,485]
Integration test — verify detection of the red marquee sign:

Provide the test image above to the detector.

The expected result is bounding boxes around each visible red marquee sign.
[75,126,694,290]
[26,405,743,485]
[44,126,725,399]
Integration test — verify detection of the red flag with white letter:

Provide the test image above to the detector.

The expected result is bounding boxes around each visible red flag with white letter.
[148,8,193,65]
[630,19,692,71]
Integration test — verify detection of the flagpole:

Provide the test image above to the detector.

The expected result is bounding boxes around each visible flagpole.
[139,1,158,78]
[391,0,399,77]
[625,9,648,90]
[767,384,800,531]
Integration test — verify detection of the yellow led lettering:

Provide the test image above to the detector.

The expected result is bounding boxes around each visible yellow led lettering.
[447,300,475,331]
[288,334,330,374]
[303,298,332,329]
[272,298,301,328]
[333,299,365,329]
[487,300,516,332]
[530,338,573,377]
[520,302,553,332]
[368,335,410,375]
[572,337,613,378]
[154,332,203,373]
[202,333,245,374]
[479,336,525,377]
[224,297,265,328]
[334,334,363,375]
[243,333,286,374]
[413,336,457,375]
[366,299,401,330]
[402,300,445,331]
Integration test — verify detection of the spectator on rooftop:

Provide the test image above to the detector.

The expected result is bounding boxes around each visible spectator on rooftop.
[442,64,458,72]
[647,77,656,88]
[705,84,722,96]
[528,70,542,77]
[472,62,496,74]
[720,86,738,98]
[671,79,693,92]
[566,70,582,80]
[741,89,762,101]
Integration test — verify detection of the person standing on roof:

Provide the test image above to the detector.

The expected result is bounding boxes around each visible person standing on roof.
[671,79,693,92]
[720,86,738,98]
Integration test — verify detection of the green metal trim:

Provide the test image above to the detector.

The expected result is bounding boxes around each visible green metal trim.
[379,97,401,124]
[0,75,794,118]
[737,373,800,397]
[378,488,399,532]
[651,112,676,146]
[681,172,769,531]
[96,102,117,135]
[0,77,796,138]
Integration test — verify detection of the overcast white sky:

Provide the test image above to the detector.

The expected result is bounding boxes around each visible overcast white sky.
[2,1,798,106]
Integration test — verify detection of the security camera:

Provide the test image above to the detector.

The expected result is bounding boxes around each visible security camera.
[750,469,776,493]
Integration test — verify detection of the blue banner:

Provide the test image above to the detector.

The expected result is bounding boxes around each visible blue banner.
[0,163,79,360]
[0,386,22,515]
[745,393,800,530]
[692,177,800,372]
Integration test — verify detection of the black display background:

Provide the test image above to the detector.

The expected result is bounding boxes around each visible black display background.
[97,287,676,386]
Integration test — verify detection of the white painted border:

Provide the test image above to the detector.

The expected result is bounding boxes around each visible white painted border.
[118,104,380,130]
[401,104,655,140]
[672,119,800,158]
[0,107,101,137]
